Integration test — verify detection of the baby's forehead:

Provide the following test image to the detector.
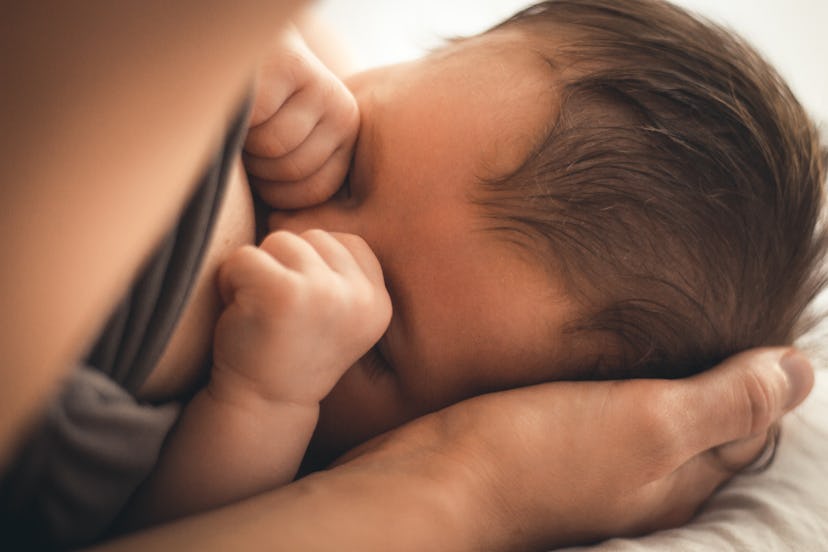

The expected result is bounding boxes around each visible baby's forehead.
[419,31,561,182]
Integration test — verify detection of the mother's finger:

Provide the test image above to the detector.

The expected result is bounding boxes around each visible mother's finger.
[670,348,813,460]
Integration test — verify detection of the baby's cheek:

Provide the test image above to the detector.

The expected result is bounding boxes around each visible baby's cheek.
[309,362,412,463]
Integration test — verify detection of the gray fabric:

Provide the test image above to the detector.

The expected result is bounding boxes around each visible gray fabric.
[0,368,180,548]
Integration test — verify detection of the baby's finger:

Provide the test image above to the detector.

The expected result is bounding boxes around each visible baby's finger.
[216,245,288,305]
[247,67,296,129]
[245,86,320,159]
[298,229,366,278]
[247,26,313,128]
[245,115,356,183]
[250,145,353,209]
[300,230,391,336]
[326,232,386,289]
[258,230,328,274]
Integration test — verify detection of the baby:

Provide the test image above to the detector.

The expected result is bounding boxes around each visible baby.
[124,0,827,527]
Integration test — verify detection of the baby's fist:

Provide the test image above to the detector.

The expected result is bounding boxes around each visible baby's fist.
[244,26,359,210]
[212,230,391,406]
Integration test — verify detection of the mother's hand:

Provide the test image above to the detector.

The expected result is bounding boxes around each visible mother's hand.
[96,348,812,552]
[335,347,813,550]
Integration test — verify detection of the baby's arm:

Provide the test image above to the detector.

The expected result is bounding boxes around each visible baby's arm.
[121,230,391,527]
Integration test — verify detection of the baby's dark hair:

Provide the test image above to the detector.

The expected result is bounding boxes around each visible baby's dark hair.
[477,0,828,378]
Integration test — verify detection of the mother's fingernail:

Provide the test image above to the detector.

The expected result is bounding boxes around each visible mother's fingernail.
[779,349,815,409]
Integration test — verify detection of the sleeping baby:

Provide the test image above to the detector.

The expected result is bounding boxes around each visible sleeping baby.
[120,0,827,530]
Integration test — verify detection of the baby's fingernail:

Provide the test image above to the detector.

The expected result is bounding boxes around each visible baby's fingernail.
[779,349,814,409]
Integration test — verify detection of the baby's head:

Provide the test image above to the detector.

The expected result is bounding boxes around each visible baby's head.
[475,0,827,382]
[272,0,827,466]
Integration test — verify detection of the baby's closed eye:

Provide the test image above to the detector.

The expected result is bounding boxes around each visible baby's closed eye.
[361,343,394,381]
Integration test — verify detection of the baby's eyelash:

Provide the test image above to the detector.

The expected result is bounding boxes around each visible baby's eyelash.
[362,345,392,381]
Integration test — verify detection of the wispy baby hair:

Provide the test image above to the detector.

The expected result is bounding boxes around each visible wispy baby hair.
[479,0,827,378]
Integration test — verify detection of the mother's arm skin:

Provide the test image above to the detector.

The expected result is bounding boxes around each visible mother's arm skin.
[90,348,812,551]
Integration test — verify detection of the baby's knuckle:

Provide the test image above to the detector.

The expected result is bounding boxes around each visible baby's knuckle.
[223,244,257,269]
[334,233,370,257]
[259,230,292,253]
[280,50,313,86]
[316,74,340,102]
[340,232,368,248]
[300,228,330,243]
[229,243,267,274]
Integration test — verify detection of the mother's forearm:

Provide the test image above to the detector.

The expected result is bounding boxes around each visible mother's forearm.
[93,461,478,552]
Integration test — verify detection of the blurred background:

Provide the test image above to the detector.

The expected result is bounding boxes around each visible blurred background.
[316,0,828,124]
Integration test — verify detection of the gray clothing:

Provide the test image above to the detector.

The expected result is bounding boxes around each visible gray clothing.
[1,369,180,547]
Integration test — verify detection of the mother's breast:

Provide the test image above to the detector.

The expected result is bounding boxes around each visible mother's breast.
[137,158,256,402]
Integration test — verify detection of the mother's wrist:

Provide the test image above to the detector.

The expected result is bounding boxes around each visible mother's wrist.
[312,455,488,552]
[327,414,509,550]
